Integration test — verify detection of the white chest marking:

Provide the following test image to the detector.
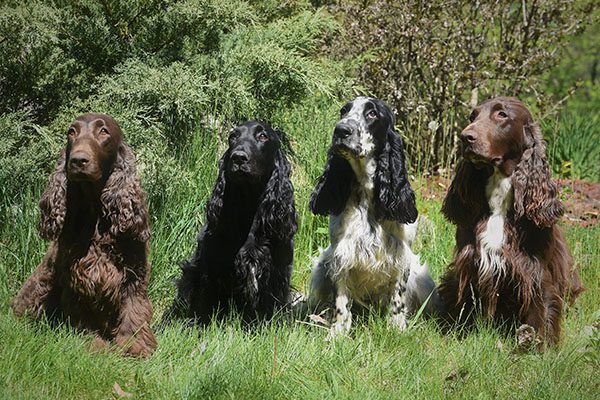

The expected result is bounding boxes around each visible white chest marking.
[478,169,513,279]
[326,160,412,302]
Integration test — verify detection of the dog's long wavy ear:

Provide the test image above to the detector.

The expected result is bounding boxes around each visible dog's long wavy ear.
[441,159,487,226]
[309,148,354,216]
[38,151,68,240]
[512,122,563,227]
[258,146,298,241]
[205,149,229,228]
[374,129,418,223]
[101,144,150,242]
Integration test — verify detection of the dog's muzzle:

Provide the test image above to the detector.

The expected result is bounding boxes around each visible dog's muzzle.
[228,150,254,177]
[332,120,360,157]
[67,151,101,181]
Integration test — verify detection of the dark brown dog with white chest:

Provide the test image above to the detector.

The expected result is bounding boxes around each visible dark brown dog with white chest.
[11,113,156,357]
[438,97,583,346]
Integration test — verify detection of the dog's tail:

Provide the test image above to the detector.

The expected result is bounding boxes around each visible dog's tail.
[406,261,444,317]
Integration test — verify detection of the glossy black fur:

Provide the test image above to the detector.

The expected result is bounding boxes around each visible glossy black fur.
[171,121,297,323]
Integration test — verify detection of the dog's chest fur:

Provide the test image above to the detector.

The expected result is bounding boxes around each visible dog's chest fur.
[327,158,407,301]
[477,169,513,280]
[57,237,123,304]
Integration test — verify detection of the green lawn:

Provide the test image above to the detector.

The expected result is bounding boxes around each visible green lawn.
[0,193,597,399]
[0,102,598,399]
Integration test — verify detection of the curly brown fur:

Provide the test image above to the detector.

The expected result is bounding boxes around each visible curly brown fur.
[11,113,156,357]
[438,97,583,346]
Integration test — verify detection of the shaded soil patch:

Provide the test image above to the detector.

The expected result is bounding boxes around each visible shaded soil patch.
[557,179,600,227]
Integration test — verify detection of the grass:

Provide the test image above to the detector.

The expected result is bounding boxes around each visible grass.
[0,101,598,399]
[543,111,600,182]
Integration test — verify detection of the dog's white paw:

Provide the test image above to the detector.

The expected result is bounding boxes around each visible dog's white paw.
[389,312,408,332]
[326,312,352,341]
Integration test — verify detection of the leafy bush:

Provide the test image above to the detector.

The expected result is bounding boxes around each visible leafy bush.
[0,112,64,199]
[0,0,345,216]
[328,0,597,173]
[94,60,212,146]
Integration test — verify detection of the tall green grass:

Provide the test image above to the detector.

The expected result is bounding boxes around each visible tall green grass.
[0,101,598,399]
[543,112,600,182]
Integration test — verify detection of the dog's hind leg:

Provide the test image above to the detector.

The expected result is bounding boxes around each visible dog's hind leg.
[307,250,335,312]
[11,247,57,319]
[405,258,444,317]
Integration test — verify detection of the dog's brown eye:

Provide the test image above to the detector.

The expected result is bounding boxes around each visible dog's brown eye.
[497,111,508,119]
[67,128,76,137]
[469,111,478,122]
[257,132,269,142]
[366,110,377,119]
[100,127,109,135]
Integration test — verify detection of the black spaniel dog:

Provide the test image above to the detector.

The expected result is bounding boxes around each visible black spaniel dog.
[170,121,297,323]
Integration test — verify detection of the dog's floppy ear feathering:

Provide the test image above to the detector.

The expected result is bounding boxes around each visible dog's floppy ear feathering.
[206,149,230,229]
[441,159,488,226]
[511,122,563,228]
[39,152,68,240]
[373,119,418,224]
[256,139,298,241]
[309,148,354,216]
[100,144,150,242]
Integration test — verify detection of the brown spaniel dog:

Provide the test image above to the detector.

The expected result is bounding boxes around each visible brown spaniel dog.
[11,113,156,357]
[438,97,583,346]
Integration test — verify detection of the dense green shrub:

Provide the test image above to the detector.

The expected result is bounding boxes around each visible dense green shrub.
[0,112,62,201]
[0,0,346,218]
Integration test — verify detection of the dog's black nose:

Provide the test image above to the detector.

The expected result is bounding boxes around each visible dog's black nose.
[231,151,249,165]
[334,123,352,139]
[69,152,90,168]
[460,130,477,143]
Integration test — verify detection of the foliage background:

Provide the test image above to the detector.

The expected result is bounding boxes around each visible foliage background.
[0,1,598,398]
[325,0,599,173]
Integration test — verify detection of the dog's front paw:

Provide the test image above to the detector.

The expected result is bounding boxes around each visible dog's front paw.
[233,267,260,310]
[238,282,259,306]
[9,298,27,318]
[326,311,352,341]
[115,334,156,358]
[515,324,542,353]
[326,323,349,341]
[389,312,408,332]
[88,335,109,353]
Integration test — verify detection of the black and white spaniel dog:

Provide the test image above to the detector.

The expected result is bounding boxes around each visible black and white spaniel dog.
[307,96,441,339]
[171,121,297,323]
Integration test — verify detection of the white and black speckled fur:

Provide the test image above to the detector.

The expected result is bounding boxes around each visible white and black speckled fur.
[308,96,441,339]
